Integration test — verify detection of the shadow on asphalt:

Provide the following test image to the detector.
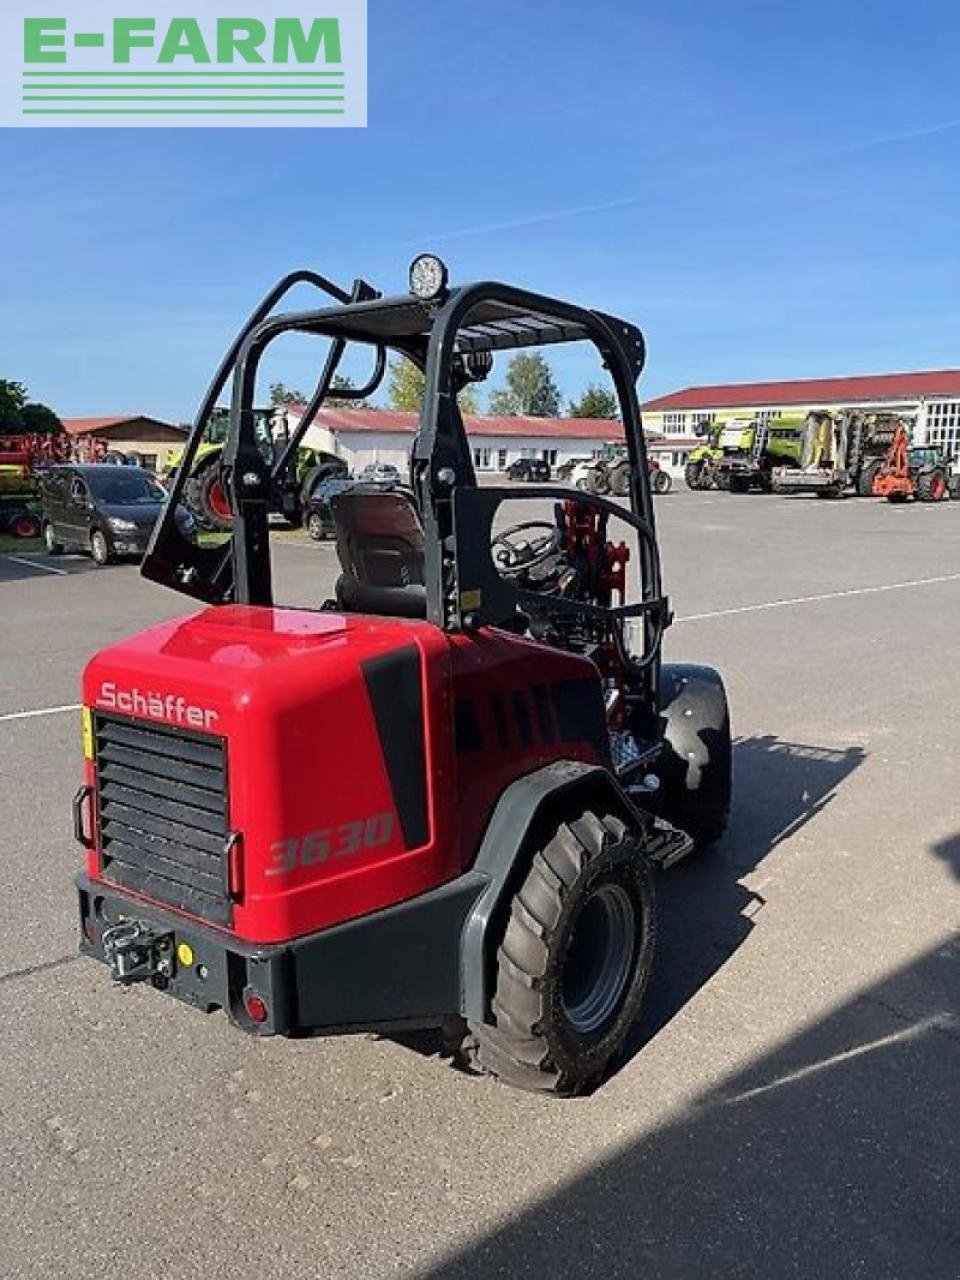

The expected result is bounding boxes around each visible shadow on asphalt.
[627,736,866,1059]
[0,551,99,583]
[932,833,960,881]
[422,933,958,1279]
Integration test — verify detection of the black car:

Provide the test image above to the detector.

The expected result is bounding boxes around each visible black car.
[39,465,195,565]
[507,458,552,482]
[304,474,402,541]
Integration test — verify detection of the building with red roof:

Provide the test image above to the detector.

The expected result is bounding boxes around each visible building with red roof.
[283,405,626,475]
[60,415,186,470]
[642,370,960,457]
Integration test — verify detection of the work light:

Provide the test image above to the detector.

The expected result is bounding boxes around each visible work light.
[409,253,449,301]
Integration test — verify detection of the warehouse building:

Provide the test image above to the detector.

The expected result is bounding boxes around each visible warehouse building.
[61,415,186,471]
[284,406,626,474]
[643,369,960,468]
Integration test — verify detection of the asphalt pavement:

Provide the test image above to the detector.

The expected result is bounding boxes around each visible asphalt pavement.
[1,488,957,1279]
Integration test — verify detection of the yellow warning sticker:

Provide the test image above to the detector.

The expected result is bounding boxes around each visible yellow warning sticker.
[81,707,93,761]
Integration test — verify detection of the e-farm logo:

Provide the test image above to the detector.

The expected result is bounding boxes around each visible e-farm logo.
[1,1,366,127]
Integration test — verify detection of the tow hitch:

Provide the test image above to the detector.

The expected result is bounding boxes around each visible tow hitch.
[102,921,175,986]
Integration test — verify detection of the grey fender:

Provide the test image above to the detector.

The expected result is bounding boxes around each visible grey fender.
[650,662,732,844]
[459,759,639,1024]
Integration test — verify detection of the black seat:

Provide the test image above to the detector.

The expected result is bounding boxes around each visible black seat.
[330,488,427,619]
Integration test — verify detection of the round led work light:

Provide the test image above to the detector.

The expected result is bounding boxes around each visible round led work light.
[409,254,449,301]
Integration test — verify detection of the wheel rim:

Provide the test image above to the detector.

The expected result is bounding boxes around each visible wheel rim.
[560,883,637,1035]
[44,525,55,549]
[308,515,323,538]
[92,533,107,560]
[932,475,946,499]
[207,478,232,521]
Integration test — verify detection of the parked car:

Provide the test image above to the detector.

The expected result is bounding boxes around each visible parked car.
[304,474,403,541]
[358,462,402,485]
[39,464,195,565]
[506,458,552,482]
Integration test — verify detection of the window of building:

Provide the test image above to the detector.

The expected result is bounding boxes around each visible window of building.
[756,410,782,426]
[473,447,492,469]
[542,449,558,465]
[926,402,960,456]
[691,412,714,428]
[497,449,507,470]
[663,412,687,434]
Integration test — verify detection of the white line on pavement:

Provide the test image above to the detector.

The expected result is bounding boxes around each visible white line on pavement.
[4,554,68,576]
[0,703,80,725]
[674,571,960,624]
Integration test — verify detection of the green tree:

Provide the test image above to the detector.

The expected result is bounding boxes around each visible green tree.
[0,380,62,434]
[326,373,369,410]
[387,358,478,415]
[488,353,562,417]
[19,402,63,434]
[569,383,619,419]
[0,380,28,431]
[269,381,306,407]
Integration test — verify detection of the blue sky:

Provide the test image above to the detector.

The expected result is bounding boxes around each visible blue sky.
[2,0,959,420]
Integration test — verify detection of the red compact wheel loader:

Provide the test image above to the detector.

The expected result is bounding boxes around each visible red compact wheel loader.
[75,258,731,1095]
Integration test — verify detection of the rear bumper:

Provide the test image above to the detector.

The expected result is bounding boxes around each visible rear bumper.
[77,867,488,1036]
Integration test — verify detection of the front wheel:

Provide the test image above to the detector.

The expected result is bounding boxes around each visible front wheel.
[652,469,672,494]
[468,810,657,1095]
[917,469,948,502]
[43,522,63,554]
[197,465,234,531]
[306,511,327,541]
[90,529,112,566]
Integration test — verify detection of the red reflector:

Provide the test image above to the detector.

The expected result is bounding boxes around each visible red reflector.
[243,990,269,1024]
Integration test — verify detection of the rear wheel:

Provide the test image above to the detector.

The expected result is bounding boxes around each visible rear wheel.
[197,465,233,531]
[857,459,881,497]
[609,464,630,497]
[683,461,703,490]
[90,529,112,566]
[468,810,657,1095]
[917,469,948,502]
[43,522,63,554]
[652,468,672,494]
[9,513,40,539]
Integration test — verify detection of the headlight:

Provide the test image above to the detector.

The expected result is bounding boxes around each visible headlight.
[409,253,449,301]
[108,518,137,532]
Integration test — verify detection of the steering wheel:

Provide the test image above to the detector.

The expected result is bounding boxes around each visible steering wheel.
[491,520,561,577]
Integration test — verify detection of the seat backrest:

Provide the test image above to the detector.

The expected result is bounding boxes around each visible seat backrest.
[330,487,425,588]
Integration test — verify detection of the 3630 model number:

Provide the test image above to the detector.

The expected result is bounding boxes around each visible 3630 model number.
[265,812,396,878]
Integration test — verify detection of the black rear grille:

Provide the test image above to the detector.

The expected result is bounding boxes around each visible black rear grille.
[94,714,233,926]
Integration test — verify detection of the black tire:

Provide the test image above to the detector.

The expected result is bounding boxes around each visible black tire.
[197,464,233,531]
[468,810,657,1095]
[43,522,63,554]
[917,468,948,503]
[90,529,112,566]
[609,464,630,497]
[652,469,672,495]
[683,461,703,491]
[306,511,327,541]
[728,474,750,494]
[857,459,881,497]
[715,470,731,491]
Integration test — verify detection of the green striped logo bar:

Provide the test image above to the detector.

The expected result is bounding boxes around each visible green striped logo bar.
[3,3,367,127]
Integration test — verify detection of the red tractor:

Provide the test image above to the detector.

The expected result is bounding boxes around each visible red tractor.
[871,425,952,502]
[75,258,731,1095]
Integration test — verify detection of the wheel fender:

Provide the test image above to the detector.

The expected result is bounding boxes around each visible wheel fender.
[650,663,731,839]
[459,759,639,1023]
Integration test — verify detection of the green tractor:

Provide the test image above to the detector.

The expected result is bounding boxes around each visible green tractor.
[163,406,346,530]
[684,416,805,492]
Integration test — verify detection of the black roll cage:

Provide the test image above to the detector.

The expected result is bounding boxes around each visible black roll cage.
[142,269,668,681]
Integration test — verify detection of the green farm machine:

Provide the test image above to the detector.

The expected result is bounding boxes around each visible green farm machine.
[684,416,805,492]
[771,410,909,498]
[162,406,345,530]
